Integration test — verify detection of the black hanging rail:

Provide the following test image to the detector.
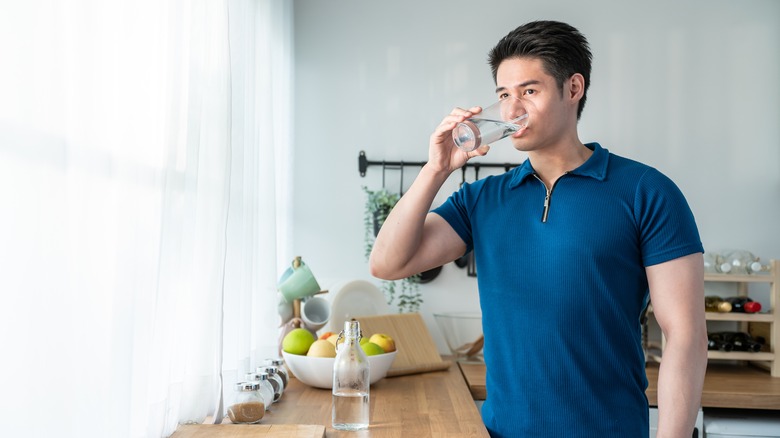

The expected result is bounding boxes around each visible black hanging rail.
[357,150,521,177]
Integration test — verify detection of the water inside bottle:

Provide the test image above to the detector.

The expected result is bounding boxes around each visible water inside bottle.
[332,389,369,430]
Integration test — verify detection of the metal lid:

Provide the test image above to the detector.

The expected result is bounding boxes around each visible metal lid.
[257,365,278,375]
[234,381,260,391]
[266,358,284,366]
[245,372,269,381]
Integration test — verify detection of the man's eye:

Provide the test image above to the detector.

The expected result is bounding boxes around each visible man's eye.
[523,89,535,95]
[498,93,510,99]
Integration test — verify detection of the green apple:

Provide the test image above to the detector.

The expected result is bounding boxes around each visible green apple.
[282,328,315,355]
[361,341,385,356]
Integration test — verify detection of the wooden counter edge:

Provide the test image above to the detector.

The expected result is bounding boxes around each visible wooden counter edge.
[645,362,780,410]
[459,361,780,410]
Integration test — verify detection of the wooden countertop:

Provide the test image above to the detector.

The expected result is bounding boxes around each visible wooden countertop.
[257,361,489,437]
[172,362,487,437]
[458,361,780,410]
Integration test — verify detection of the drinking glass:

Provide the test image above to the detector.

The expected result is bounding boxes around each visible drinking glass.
[452,96,529,152]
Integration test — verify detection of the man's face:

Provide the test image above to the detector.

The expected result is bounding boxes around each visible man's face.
[495,57,577,153]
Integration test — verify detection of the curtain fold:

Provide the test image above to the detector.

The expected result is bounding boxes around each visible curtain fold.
[0,1,291,437]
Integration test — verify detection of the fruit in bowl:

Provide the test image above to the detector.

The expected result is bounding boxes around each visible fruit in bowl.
[281,331,398,389]
[282,349,397,389]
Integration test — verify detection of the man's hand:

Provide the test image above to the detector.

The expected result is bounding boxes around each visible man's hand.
[427,106,491,175]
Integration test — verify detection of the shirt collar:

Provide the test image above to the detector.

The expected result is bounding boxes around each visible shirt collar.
[509,142,609,189]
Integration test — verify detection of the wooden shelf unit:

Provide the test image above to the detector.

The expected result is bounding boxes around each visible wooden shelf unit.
[653,259,779,377]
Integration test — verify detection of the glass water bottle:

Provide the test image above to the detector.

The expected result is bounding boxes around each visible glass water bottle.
[332,320,370,431]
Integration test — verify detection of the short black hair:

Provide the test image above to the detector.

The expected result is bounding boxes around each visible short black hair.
[488,20,592,120]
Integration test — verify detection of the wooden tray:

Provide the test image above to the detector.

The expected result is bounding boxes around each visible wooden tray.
[355,313,451,376]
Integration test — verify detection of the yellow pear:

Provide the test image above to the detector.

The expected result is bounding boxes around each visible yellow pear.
[307,339,336,358]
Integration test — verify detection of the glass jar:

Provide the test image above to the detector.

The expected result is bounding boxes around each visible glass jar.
[245,372,275,410]
[264,358,289,388]
[257,365,284,402]
[228,382,265,424]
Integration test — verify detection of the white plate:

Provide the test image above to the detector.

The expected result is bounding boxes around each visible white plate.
[328,279,390,332]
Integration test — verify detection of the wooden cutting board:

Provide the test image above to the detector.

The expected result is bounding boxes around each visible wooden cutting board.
[170,424,325,438]
[355,313,451,376]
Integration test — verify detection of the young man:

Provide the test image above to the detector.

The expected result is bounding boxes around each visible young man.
[369,21,707,437]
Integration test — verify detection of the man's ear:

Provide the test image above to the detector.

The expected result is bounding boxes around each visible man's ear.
[568,73,585,102]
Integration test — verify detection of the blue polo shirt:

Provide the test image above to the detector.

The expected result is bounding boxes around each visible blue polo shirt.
[433,143,703,438]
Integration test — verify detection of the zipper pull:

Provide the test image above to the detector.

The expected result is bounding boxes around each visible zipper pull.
[542,189,551,223]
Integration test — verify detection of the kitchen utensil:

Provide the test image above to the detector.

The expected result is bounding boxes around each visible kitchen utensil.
[301,295,331,332]
[433,312,483,361]
[355,313,451,376]
[278,257,321,303]
[327,280,390,332]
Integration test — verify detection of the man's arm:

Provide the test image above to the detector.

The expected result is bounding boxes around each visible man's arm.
[647,252,707,438]
[370,105,488,280]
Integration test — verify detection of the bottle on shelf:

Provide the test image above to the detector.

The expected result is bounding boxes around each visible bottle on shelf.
[332,319,370,431]
[724,296,763,313]
[715,331,764,352]
[704,251,733,274]
[720,249,768,275]
[707,333,734,352]
[705,295,732,313]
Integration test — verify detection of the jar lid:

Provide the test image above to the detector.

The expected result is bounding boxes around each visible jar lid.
[266,358,284,366]
[235,382,260,391]
[245,372,269,381]
[258,366,278,375]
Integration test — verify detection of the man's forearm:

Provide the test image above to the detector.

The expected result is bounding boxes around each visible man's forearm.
[655,333,707,437]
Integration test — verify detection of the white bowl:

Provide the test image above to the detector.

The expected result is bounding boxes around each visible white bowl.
[282,350,397,389]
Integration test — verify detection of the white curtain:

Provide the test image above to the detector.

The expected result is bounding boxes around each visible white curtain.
[0,1,292,437]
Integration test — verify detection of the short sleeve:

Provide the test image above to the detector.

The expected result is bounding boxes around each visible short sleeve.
[634,168,704,267]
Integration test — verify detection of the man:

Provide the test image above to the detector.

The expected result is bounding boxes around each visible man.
[369,21,707,437]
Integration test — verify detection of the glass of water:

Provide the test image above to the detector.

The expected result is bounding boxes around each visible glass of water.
[452,96,530,152]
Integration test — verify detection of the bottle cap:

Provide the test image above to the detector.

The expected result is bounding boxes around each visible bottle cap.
[744,301,762,313]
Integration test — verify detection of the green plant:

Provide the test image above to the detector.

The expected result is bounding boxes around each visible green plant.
[362,186,423,313]
[362,186,400,257]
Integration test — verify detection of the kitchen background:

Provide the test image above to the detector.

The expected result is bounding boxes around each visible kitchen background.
[0,1,778,436]
[290,0,780,352]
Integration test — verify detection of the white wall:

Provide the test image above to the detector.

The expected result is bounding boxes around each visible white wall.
[291,0,780,352]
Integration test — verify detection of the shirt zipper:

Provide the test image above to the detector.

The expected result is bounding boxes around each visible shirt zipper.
[533,172,568,223]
